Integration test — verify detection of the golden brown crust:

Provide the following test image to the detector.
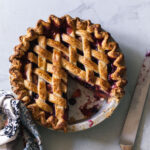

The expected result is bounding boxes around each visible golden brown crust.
[9,14,126,131]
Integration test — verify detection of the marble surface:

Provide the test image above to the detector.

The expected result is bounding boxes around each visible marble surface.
[0,0,150,149]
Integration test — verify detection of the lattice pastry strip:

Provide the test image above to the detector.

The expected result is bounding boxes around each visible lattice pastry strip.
[67,27,77,65]
[36,36,52,113]
[97,44,108,80]
[25,63,32,95]
[52,33,67,129]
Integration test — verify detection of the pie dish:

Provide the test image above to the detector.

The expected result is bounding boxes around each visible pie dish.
[9,15,126,131]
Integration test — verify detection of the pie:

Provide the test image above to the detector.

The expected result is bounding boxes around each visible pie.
[9,15,126,131]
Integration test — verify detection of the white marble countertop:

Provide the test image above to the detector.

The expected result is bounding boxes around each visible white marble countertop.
[0,0,150,150]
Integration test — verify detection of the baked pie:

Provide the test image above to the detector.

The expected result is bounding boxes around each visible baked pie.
[9,15,126,131]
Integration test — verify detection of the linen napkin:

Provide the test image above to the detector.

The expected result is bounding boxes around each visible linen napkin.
[0,90,43,150]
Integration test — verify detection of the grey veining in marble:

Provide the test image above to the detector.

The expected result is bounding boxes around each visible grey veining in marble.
[0,0,150,150]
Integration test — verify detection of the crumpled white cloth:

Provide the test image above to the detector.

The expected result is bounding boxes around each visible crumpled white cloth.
[0,90,19,145]
[0,90,43,150]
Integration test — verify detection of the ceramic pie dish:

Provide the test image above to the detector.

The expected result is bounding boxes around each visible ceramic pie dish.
[9,15,126,132]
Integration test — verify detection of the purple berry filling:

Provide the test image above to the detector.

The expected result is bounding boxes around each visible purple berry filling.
[68,98,76,105]
[80,105,99,117]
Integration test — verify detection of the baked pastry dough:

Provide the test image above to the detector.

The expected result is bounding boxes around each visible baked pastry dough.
[9,15,126,131]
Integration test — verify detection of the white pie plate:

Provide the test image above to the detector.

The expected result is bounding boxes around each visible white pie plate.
[68,99,118,132]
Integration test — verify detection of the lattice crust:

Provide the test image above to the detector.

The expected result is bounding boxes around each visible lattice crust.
[9,15,126,131]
